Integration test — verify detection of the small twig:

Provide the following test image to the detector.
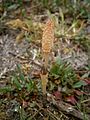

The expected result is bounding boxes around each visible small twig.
[75,70,90,74]
[81,98,90,103]
[35,102,49,119]
[47,109,59,120]
[28,108,41,120]
[59,111,69,119]
[35,102,44,110]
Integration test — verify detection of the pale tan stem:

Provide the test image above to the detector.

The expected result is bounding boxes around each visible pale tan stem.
[43,53,49,69]
[40,73,48,95]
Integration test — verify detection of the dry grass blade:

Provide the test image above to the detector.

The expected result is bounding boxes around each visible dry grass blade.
[6,19,26,29]
[6,19,30,32]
